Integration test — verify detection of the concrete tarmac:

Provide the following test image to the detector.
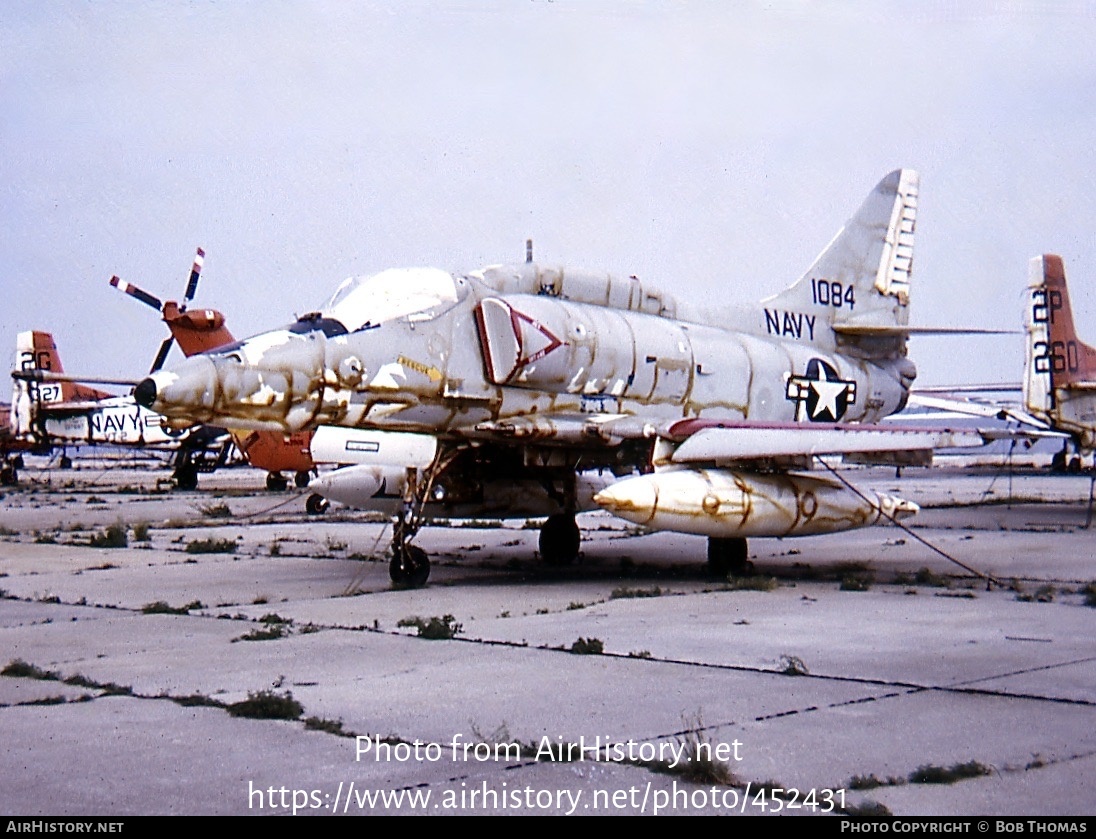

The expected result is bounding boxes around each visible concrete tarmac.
[1,458,1094,816]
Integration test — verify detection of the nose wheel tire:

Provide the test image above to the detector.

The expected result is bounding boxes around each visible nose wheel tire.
[390,544,430,588]
[539,513,581,566]
[305,493,330,515]
[708,537,750,577]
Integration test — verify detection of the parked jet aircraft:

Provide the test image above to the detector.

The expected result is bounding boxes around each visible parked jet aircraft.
[134,169,1005,586]
[1024,254,1096,470]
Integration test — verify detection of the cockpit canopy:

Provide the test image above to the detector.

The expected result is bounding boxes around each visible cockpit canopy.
[203,268,468,360]
[318,267,466,333]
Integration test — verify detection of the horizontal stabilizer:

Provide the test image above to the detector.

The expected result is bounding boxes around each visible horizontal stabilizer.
[12,370,139,387]
[912,383,1021,394]
[906,393,1051,429]
[834,325,1017,337]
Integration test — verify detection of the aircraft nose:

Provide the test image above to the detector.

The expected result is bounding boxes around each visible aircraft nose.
[134,377,157,409]
[133,357,219,420]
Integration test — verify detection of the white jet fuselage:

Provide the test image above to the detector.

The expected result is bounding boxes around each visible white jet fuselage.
[140,266,912,439]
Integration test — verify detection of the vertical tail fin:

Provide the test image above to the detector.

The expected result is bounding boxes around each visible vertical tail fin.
[14,331,112,403]
[1025,255,1096,449]
[12,331,62,436]
[11,332,114,437]
[1029,255,1096,387]
[162,303,236,357]
[761,169,918,361]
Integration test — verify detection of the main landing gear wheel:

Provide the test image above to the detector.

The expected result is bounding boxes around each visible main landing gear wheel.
[294,470,311,488]
[708,536,750,577]
[305,493,329,515]
[539,513,581,566]
[266,472,288,492]
[1051,449,1067,472]
[174,463,198,491]
[390,544,430,588]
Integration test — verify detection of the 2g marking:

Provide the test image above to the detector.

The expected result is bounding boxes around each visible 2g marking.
[810,278,855,309]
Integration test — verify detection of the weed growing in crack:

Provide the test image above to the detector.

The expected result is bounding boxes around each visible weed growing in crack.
[227,690,302,720]
[610,586,663,599]
[568,637,604,655]
[185,536,237,555]
[397,614,463,639]
[908,761,992,784]
[778,655,809,676]
[89,523,127,549]
[141,600,203,615]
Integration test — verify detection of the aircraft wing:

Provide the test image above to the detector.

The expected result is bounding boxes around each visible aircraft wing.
[459,412,1061,472]
[11,369,140,388]
[665,421,987,464]
[24,399,129,417]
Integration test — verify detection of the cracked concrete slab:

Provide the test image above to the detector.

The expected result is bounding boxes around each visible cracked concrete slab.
[1,461,1094,816]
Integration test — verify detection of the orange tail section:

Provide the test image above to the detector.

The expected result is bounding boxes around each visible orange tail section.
[16,331,112,403]
[1036,255,1096,388]
[162,302,236,356]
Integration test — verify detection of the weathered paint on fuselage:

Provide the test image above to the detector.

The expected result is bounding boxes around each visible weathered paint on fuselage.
[144,264,911,440]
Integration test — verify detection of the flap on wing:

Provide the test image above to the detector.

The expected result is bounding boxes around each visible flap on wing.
[670,424,988,465]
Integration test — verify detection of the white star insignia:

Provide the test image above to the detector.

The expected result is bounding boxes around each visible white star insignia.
[808,366,849,420]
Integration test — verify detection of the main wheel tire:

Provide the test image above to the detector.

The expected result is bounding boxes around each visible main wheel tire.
[305,493,330,515]
[174,466,198,491]
[0,464,16,486]
[708,537,749,577]
[59,455,73,470]
[390,545,430,588]
[539,514,580,565]
[294,470,311,488]
[266,472,288,492]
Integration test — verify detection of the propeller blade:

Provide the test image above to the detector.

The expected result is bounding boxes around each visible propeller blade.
[150,336,175,374]
[109,276,162,311]
[182,247,205,309]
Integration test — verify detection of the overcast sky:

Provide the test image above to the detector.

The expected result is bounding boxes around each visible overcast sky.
[2,1,1095,389]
